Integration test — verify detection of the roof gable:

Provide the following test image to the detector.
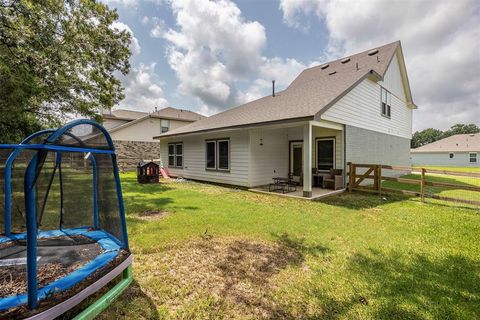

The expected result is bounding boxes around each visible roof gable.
[158,41,410,138]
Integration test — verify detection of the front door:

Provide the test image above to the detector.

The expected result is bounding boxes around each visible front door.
[290,142,303,183]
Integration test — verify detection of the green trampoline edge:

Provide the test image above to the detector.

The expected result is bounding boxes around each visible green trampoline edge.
[73,265,133,320]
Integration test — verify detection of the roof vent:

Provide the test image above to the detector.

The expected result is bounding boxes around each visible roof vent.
[329,71,337,75]
[368,49,379,56]
[320,64,329,69]
[341,58,350,64]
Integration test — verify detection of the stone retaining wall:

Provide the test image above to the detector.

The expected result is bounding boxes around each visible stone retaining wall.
[113,140,161,171]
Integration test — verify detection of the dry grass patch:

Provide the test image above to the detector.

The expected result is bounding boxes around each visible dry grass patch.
[137,210,170,221]
[131,237,307,319]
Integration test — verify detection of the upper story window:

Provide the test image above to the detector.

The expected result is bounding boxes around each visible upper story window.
[381,87,391,118]
[470,153,477,163]
[161,119,170,133]
[168,142,183,168]
[205,139,230,171]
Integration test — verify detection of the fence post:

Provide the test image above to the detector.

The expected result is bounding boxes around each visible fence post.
[377,165,382,195]
[420,168,426,203]
[348,162,353,192]
[373,165,378,191]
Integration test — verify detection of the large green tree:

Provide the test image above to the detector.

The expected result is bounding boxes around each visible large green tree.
[0,0,131,143]
[411,124,480,148]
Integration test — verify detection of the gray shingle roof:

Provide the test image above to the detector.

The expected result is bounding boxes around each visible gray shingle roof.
[156,41,405,138]
[411,134,480,153]
[104,107,205,122]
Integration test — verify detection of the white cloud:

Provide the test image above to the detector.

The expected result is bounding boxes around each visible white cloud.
[103,0,140,7]
[279,0,480,131]
[111,21,141,55]
[149,18,166,38]
[108,22,170,112]
[116,63,169,112]
[161,0,306,114]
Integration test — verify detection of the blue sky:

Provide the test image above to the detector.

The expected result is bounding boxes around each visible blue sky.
[103,0,479,131]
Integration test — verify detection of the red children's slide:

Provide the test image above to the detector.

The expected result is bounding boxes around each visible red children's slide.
[160,167,170,179]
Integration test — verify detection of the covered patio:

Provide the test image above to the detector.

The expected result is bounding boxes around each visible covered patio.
[249,185,345,200]
[248,119,347,198]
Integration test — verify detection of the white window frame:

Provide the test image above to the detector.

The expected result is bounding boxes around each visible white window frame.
[470,152,477,163]
[380,87,391,118]
[161,119,170,133]
[205,141,216,170]
[217,139,230,171]
[168,142,183,168]
[205,139,230,171]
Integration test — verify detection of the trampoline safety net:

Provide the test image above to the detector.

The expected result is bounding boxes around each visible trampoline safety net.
[0,120,130,318]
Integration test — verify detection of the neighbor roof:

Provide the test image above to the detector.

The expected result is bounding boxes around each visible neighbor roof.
[104,107,205,122]
[411,134,480,153]
[155,41,414,138]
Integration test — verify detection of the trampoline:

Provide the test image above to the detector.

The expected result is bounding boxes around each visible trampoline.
[0,120,132,319]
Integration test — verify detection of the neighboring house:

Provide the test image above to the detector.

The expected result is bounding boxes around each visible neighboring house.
[411,133,479,167]
[103,107,205,168]
[155,41,416,197]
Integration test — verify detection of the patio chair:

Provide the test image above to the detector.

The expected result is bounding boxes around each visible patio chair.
[321,169,344,190]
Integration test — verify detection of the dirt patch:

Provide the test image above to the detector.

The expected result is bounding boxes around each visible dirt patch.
[0,250,130,320]
[139,237,305,319]
[138,210,170,220]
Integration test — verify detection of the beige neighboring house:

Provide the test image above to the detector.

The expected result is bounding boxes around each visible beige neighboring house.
[411,133,479,167]
[103,107,205,169]
[155,41,417,197]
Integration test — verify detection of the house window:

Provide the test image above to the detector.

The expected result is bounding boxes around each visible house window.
[206,141,216,169]
[381,87,391,118]
[470,153,477,163]
[449,153,454,159]
[206,139,230,171]
[316,138,335,171]
[161,119,170,133]
[218,140,230,170]
[168,143,183,168]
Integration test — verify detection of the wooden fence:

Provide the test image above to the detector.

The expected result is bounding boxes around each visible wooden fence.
[347,162,480,206]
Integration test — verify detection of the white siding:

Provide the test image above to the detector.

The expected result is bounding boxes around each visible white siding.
[103,118,129,130]
[110,118,190,142]
[379,53,407,101]
[411,152,479,167]
[248,126,344,187]
[160,130,250,186]
[321,78,412,139]
[248,127,301,187]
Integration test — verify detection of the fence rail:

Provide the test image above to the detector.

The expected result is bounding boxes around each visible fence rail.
[347,162,480,206]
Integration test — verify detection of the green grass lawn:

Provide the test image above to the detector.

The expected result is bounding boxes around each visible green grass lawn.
[97,173,480,319]
[383,167,480,204]
[413,165,480,173]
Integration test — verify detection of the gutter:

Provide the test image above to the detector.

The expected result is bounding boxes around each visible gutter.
[153,116,315,139]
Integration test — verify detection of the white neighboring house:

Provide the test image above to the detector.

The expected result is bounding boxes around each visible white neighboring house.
[410,133,479,167]
[103,107,205,142]
[155,41,417,197]
[102,107,205,169]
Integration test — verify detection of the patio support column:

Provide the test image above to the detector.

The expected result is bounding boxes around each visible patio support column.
[303,122,312,197]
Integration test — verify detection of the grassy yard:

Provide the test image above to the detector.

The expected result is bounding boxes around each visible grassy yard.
[97,172,479,319]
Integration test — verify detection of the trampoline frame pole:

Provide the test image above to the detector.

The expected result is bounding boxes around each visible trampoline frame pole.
[25,154,39,309]
[111,154,129,250]
[91,154,99,229]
